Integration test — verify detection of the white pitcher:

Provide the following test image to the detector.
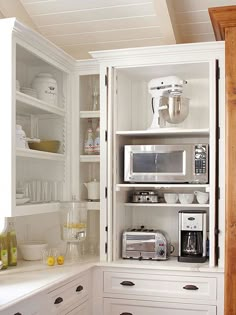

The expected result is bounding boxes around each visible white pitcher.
[84,179,100,200]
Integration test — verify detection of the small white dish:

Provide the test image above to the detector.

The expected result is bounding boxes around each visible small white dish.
[164,193,179,204]
[16,198,30,205]
[16,193,24,199]
[179,193,194,204]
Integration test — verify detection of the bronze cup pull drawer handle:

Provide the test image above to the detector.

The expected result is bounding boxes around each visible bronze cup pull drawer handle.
[120,281,135,286]
[54,296,63,304]
[76,285,84,292]
[14,313,22,315]
[183,284,199,290]
[120,313,133,315]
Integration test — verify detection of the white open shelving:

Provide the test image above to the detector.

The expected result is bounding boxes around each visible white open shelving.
[80,155,100,163]
[116,129,209,137]
[80,110,100,118]
[16,148,65,161]
[124,203,210,208]
[16,91,65,116]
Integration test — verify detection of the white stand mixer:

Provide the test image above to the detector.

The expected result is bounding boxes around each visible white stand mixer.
[148,76,189,129]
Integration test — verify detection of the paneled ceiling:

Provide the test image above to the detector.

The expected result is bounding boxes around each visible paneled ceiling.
[0,0,235,59]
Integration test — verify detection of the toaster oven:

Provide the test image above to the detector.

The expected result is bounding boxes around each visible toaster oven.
[122,227,171,260]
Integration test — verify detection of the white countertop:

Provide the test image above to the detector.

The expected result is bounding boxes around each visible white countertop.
[0,256,98,311]
[0,256,224,311]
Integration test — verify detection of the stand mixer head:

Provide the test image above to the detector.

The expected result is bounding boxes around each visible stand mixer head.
[148,76,189,129]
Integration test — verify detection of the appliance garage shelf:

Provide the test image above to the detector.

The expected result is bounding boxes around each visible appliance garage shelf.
[116,184,210,190]
[16,148,65,161]
[16,91,65,116]
[116,128,209,137]
[15,202,60,216]
[124,203,210,208]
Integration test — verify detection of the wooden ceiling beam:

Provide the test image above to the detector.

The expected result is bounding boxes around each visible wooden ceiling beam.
[152,0,182,44]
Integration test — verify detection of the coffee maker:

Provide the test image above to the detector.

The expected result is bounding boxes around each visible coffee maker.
[178,210,207,263]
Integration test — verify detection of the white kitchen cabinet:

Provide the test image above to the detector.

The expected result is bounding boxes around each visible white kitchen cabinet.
[104,298,216,315]
[46,270,91,315]
[1,292,47,315]
[0,18,106,260]
[91,41,225,268]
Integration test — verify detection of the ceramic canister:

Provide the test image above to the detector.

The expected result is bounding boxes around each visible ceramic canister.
[32,73,58,106]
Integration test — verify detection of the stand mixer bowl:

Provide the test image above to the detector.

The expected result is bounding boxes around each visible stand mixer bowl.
[159,95,189,124]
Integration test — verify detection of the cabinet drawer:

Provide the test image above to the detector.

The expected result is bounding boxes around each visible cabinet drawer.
[66,299,90,315]
[104,271,216,301]
[48,273,89,314]
[104,298,216,315]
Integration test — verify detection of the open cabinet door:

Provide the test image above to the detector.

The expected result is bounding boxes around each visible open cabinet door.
[209,5,236,314]
[100,66,116,262]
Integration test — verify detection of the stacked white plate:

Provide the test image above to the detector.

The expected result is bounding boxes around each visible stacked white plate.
[20,87,37,98]
[16,193,30,205]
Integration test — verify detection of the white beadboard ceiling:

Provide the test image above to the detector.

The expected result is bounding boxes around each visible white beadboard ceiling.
[0,0,235,59]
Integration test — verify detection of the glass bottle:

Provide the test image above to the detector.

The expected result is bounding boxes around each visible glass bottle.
[0,218,8,269]
[84,119,94,155]
[94,119,100,155]
[92,87,99,111]
[6,217,17,266]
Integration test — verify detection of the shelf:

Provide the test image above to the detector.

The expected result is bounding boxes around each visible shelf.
[16,148,65,161]
[16,91,65,117]
[124,203,209,208]
[85,201,100,210]
[80,110,100,118]
[116,184,210,190]
[80,155,100,162]
[15,202,60,216]
[116,128,209,137]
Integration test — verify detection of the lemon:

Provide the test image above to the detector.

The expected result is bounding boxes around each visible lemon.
[47,256,55,266]
[57,255,65,265]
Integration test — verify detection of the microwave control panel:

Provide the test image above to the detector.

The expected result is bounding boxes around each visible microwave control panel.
[194,145,207,175]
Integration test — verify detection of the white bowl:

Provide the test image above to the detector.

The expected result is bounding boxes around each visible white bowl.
[19,241,48,261]
[164,193,179,204]
[194,191,209,204]
[179,193,194,204]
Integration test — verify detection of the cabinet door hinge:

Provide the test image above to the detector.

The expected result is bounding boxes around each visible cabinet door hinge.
[218,187,220,200]
[105,130,108,142]
[105,226,108,232]
[105,187,107,198]
[105,74,108,86]
[216,66,220,80]
[105,242,108,254]
[218,126,220,140]
[217,246,220,259]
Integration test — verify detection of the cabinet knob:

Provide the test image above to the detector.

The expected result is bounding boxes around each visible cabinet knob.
[120,313,133,315]
[14,313,22,315]
[76,285,84,292]
[183,284,199,290]
[54,296,63,304]
[120,281,135,286]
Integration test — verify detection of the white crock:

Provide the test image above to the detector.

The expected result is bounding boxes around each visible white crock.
[32,73,58,106]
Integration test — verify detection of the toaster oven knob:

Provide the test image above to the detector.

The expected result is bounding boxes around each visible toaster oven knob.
[159,249,165,256]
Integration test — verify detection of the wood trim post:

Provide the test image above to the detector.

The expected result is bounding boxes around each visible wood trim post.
[209,6,236,315]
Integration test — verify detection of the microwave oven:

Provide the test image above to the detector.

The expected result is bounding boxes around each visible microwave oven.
[124,144,208,183]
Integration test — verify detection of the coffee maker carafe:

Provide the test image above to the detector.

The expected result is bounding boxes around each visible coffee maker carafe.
[178,210,207,263]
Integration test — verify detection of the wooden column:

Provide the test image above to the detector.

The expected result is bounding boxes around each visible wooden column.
[209,6,236,315]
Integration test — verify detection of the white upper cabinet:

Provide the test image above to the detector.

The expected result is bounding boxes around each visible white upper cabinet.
[91,42,225,267]
[0,18,74,217]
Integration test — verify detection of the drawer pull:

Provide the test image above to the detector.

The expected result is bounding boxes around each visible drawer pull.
[120,313,133,315]
[76,285,84,292]
[183,284,199,291]
[120,281,135,286]
[14,313,22,315]
[54,296,63,304]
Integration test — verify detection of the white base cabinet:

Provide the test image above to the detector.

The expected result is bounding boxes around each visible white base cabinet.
[104,298,216,315]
